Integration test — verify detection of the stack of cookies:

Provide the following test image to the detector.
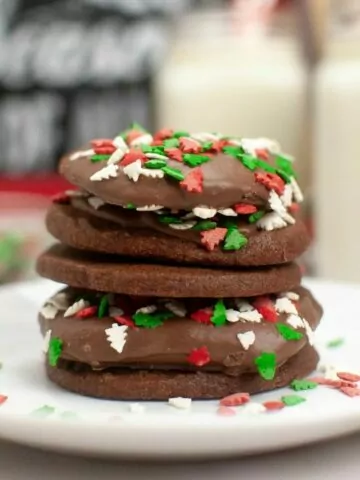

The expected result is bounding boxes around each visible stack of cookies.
[37,125,323,400]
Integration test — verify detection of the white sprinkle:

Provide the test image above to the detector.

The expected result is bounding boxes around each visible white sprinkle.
[90,164,118,182]
[281,183,293,207]
[239,310,263,323]
[241,138,281,156]
[169,221,196,230]
[64,299,89,318]
[191,132,220,142]
[107,148,126,165]
[226,309,242,323]
[128,403,145,414]
[112,135,129,150]
[192,206,217,219]
[140,168,165,179]
[48,292,69,310]
[290,177,304,203]
[181,212,196,220]
[130,133,153,147]
[257,212,287,231]
[237,331,256,350]
[40,303,59,320]
[234,299,253,312]
[168,397,192,410]
[109,306,124,318]
[318,363,339,380]
[42,330,52,354]
[69,149,94,161]
[136,305,157,314]
[283,291,300,301]
[218,208,237,217]
[145,153,169,160]
[303,319,315,346]
[275,297,298,315]
[122,159,143,182]
[164,301,186,317]
[105,324,128,354]
[241,402,266,415]
[88,196,106,210]
[65,189,87,198]
[136,205,164,211]
[286,314,305,329]
[268,190,295,224]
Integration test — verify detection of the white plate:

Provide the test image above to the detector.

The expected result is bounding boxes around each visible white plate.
[0,278,359,460]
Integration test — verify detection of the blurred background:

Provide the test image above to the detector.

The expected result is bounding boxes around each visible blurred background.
[0,0,357,284]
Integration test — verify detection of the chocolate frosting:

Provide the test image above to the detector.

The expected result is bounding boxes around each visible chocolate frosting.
[60,150,271,210]
[40,286,322,377]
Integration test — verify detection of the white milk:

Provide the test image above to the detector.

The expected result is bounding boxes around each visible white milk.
[315,28,360,280]
[154,10,308,185]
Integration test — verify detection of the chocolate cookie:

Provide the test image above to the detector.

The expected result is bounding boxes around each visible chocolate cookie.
[46,345,319,400]
[36,244,302,298]
[46,202,310,267]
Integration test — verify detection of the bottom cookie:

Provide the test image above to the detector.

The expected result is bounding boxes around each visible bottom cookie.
[46,344,319,400]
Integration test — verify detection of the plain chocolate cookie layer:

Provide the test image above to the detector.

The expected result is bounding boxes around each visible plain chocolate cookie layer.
[36,244,302,298]
[46,203,310,267]
[46,344,319,400]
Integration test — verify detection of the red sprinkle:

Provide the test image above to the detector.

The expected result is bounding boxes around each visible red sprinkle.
[234,203,257,215]
[337,372,360,383]
[309,377,342,388]
[0,395,8,405]
[91,138,114,148]
[179,137,202,153]
[113,315,136,328]
[165,148,183,163]
[200,228,227,251]
[255,172,285,195]
[93,146,116,155]
[210,139,228,153]
[126,130,143,144]
[52,192,70,204]
[190,309,212,324]
[263,400,285,411]
[75,306,98,319]
[180,167,203,193]
[288,203,300,213]
[255,148,269,160]
[340,386,360,397]
[220,392,250,407]
[187,346,211,367]
[153,128,173,141]
[121,150,147,166]
[217,406,236,417]
[252,296,278,323]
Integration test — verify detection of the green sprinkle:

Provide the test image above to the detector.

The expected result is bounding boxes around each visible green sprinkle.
[162,166,185,181]
[201,141,213,151]
[173,130,190,138]
[192,220,218,231]
[183,154,211,167]
[222,145,244,157]
[124,203,136,209]
[281,394,306,407]
[276,323,304,341]
[32,405,56,417]
[90,154,110,163]
[211,299,227,327]
[60,410,78,420]
[133,311,173,329]
[223,228,248,251]
[48,337,63,367]
[275,154,295,177]
[326,337,345,348]
[290,379,318,391]
[130,122,147,132]
[98,295,109,319]
[163,138,179,148]
[255,159,277,173]
[238,154,258,171]
[158,215,182,225]
[248,211,265,223]
[254,352,276,380]
[141,145,165,154]
[277,169,292,184]
[144,159,167,169]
